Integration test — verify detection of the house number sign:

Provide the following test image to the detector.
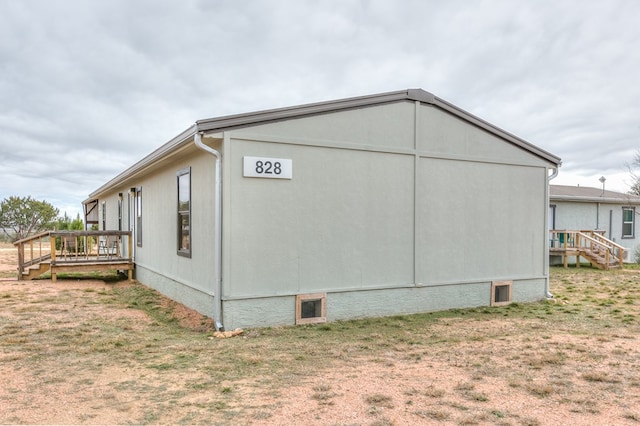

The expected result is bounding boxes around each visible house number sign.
[243,156,292,179]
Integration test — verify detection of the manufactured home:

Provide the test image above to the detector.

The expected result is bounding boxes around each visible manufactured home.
[550,184,640,265]
[83,89,561,330]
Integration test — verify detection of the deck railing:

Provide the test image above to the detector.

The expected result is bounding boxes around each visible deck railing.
[14,230,133,280]
[15,231,53,270]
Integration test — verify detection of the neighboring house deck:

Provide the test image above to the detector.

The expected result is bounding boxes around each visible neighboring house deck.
[14,230,133,281]
[549,229,624,269]
[549,184,640,265]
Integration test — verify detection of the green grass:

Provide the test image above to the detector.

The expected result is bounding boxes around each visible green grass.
[1,266,640,424]
[35,270,127,282]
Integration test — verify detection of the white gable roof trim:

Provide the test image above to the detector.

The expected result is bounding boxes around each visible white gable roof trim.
[86,89,561,202]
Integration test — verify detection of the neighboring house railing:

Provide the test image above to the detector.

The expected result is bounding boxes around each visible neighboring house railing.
[549,230,625,269]
[14,230,133,281]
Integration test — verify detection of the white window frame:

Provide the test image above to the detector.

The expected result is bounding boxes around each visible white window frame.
[622,207,635,239]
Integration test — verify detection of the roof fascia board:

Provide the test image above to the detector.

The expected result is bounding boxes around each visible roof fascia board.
[86,124,197,200]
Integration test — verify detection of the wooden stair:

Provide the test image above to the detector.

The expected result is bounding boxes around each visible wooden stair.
[580,248,622,270]
[22,261,51,280]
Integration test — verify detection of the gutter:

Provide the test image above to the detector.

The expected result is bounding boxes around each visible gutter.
[550,194,640,204]
[194,131,224,331]
[545,167,559,298]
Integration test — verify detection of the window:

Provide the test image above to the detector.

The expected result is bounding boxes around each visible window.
[491,281,512,306]
[548,205,556,230]
[295,293,327,325]
[177,168,191,257]
[101,201,106,231]
[622,207,635,239]
[136,188,142,247]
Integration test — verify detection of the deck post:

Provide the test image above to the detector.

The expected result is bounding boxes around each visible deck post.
[16,242,24,280]
[50,237,56,263]
[128,234,133,280]
[619,249,624,268]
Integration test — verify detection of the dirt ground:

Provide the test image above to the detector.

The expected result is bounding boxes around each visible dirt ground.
[1,243,640,425]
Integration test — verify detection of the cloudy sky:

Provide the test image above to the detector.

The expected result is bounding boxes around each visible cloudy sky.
[1,0,639,218]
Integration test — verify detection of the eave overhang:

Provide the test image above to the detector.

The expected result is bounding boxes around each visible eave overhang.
[550,194,640,204]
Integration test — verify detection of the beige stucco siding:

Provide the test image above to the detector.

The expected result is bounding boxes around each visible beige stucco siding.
[416,158,546,283]
[221,101,552,302]
[231,101,416,151]
[127,151,217,295]
[225,139,416,298]
[417,105,548,167]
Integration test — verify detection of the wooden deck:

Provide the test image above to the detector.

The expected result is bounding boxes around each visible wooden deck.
[14,230,134,281]
[549,230,624,270]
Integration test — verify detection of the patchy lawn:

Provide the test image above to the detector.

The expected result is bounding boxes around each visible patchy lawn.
[0,265,639,425]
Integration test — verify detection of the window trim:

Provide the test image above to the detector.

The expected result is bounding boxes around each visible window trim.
[491,280,512,307]
[177,167,191,258]
[295,293,327,325]
[622,206,635,239]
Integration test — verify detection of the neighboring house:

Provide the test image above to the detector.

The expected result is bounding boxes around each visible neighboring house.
[549,185,640,263]
[83,89,561,330]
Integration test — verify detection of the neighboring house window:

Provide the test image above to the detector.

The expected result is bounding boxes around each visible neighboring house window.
[101,201,106,231]
[177,167,191,257]
[548,205,556,230]
[622,207,635,238]
[136,188,142,247]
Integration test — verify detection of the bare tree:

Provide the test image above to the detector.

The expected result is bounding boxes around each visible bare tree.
[628,150,640,196]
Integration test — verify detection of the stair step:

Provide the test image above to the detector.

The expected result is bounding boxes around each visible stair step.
[22,262,51,280]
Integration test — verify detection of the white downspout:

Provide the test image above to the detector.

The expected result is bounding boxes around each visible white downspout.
[194,131,224,331]
[546,167,559,298]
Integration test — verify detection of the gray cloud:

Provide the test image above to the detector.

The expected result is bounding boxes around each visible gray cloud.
[1,0,639,217]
